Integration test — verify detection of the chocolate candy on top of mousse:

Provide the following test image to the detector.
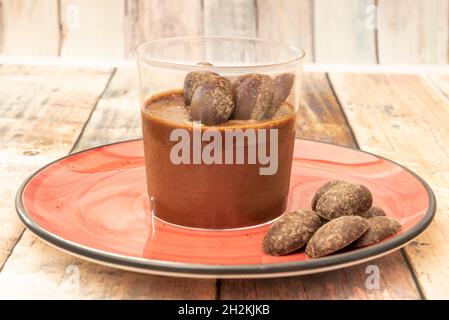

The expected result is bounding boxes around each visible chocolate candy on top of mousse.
[190,76,234,125]
[196,61,214,66]
[183,71,219,105]
[233,74,274,120]
[264,73,295,119]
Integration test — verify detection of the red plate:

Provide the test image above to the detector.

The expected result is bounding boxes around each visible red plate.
[16,139,435,278]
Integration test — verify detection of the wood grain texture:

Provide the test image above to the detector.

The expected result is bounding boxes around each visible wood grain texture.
[220,72,421,300]
[256,0,314,62]
[0,64,113,269]
[221,253,419,299]
[1,0,60,56]
[328,72,449,299]
[314,0,376,64]
[73,67,141,151]
[0,231,215,299]
[378,0,449,64]
[0,0,3,51]
[60,0,125,58]
[0,67,216,299]
[296,73,355,146]
[125,0,203,58]
[203,0,256,37]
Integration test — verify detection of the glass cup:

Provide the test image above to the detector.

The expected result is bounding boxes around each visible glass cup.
[136,36,304,229]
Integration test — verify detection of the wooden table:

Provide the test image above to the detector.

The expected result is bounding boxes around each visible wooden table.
[0,63,448,299]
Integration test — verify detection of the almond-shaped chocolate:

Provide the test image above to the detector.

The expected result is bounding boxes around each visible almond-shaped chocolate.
[311,180,347,211]
[190,77,234,125]
[354,216,401,247]
[358,206,386,219]
[264,73,294,119]
[315,183,373,220]
[183,71,218,105]
[196,61,214,66]
[306,216,370,258]
[263,210,322,256]
[233,74,274,120]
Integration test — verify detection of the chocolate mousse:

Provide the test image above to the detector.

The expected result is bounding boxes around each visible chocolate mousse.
[141,71,296,229]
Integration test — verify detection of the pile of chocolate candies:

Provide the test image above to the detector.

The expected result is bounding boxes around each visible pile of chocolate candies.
[183,62,294,125]
[263,180,402,258]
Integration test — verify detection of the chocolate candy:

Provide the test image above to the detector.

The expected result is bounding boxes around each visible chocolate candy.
[311,180,347,211]
[263,210,322,256]
[358,206,387,219]
[306,216,370,258]
[233,74,274,120]
[183,71,219,105]
[196,61,214,66]
[354,216,401,247]
[190,76,234,125]
[315,182,373,220]
[264,73,294,119]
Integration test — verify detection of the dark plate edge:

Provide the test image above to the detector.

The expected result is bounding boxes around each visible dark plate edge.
[15,138,437,276]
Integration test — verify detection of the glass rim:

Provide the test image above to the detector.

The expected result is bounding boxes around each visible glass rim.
[135,36,305,70]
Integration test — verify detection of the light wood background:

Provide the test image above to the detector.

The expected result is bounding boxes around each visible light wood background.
[0,0,448,64]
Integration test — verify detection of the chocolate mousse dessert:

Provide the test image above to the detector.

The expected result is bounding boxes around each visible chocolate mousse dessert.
[141,69,297,229]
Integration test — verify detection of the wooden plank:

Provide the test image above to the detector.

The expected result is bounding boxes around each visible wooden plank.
[0,0,3,52]
[377,0,449,64]
[328,72,449,299]
[203,0,256,37]
[0,231,215,299]
[1,0,60,56]
[296,73,355,146]
[0,64,113,268]
[314,0,376,64]
[221,253,419,299]
[125,0,203,58]
[72,68,141,151]
[220,72,421,300]
[0,67,216,299]
[60,0,125,58]
[256,0,314,62]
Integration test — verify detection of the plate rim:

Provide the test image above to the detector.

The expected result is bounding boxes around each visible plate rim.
[15,138,437,277]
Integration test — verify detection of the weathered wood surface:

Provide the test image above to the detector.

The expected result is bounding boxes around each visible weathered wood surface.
[329,73,449,299]
[377,0,449,64]
[0,0,3,52]
[313,0,376,64]
[1,0,60,56]
[0,64,113,270]
[203,0,256,37]
[1,65,448,299]
[124,0,203,58]
[219,72,421,300]
[60,0,125,58]
[0,67,216,299]
[256,0,314,62]
[295,73,355,146]
[1,0,449,64]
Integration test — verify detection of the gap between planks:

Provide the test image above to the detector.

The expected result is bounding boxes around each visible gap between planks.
[0,66,428,298]
[218,72,422,300]
[0,68,118,273]
[326,72,425,299]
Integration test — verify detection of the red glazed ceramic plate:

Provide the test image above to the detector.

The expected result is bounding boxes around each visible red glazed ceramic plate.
[16,139,435,278]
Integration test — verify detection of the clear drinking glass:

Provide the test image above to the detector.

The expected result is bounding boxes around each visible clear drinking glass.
[136,36,304,229]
